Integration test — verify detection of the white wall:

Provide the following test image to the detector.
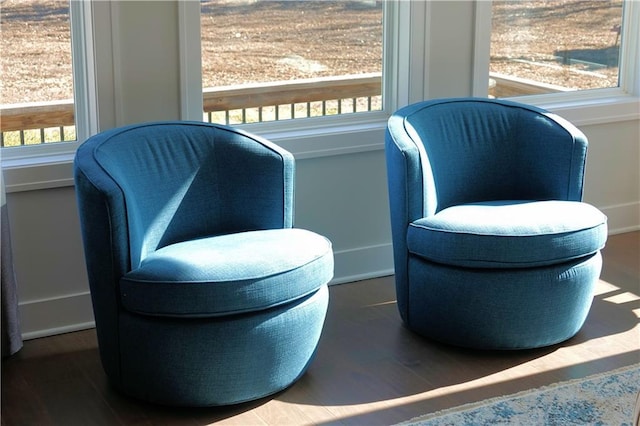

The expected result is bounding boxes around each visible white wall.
[3,1,639,339]
[581,120,640,233]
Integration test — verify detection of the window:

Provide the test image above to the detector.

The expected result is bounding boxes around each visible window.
[489,0,624,98]
[199,1,384,125]
[1,0,96,154]
[1,0,75,147]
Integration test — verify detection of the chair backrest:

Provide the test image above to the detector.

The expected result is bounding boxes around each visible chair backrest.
[74,121,295,384]
[75,121,294,270]
[385,98,589,321]
[387,98,588,216]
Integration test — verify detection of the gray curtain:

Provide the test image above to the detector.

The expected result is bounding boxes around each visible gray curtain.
[1,172,22,357]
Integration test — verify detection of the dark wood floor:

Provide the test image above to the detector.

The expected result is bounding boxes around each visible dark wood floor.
[2,232,639,426]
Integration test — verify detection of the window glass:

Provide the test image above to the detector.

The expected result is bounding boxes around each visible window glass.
[200,0,383,125]
[1,0,75,147]
[490,0,624,98]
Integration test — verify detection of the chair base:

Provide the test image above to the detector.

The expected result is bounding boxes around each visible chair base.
[106,284,329,407]
[402,252,602,350]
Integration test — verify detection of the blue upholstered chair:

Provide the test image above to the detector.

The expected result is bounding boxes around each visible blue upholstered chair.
[385,98,607,350]
[74,121,333,406]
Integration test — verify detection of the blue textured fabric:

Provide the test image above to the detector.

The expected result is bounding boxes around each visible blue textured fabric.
[385,98,607,349]
[399,99,588,213]
[118,285,329,406]
[121,229,333,316]
[90,122,294,268]
[407,253,601,350]
[74,121,333,406]
[408,200,607,268]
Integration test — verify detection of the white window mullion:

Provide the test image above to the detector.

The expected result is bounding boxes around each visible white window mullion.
[408,0,431,104]
[472,0,492,97]
[70,0,99,143]
[618,0,639,96]
[381,0,413,112]
[178,1,203,122]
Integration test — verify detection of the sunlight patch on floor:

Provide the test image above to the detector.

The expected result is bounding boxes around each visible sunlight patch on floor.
[594,279,624,296]
[602,291,640,305]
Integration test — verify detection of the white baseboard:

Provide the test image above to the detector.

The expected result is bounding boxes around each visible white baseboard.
[19,291,95,340]
[599,201,640,235]
[330,242,394,285]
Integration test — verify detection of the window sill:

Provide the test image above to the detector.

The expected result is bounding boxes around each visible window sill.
[2,147,77,193]
[511,92,640,127]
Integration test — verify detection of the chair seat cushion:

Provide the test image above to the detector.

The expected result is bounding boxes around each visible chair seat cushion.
[120,228,333,317]
[407,200,607,268]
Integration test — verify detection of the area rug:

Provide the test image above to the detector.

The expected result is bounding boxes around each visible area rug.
[398,363,640,426]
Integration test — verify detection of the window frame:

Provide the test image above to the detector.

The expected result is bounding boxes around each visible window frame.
[473,0,640,126]
[189,0,404,158]
[1,0,98,177]
[252,0,432,159]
